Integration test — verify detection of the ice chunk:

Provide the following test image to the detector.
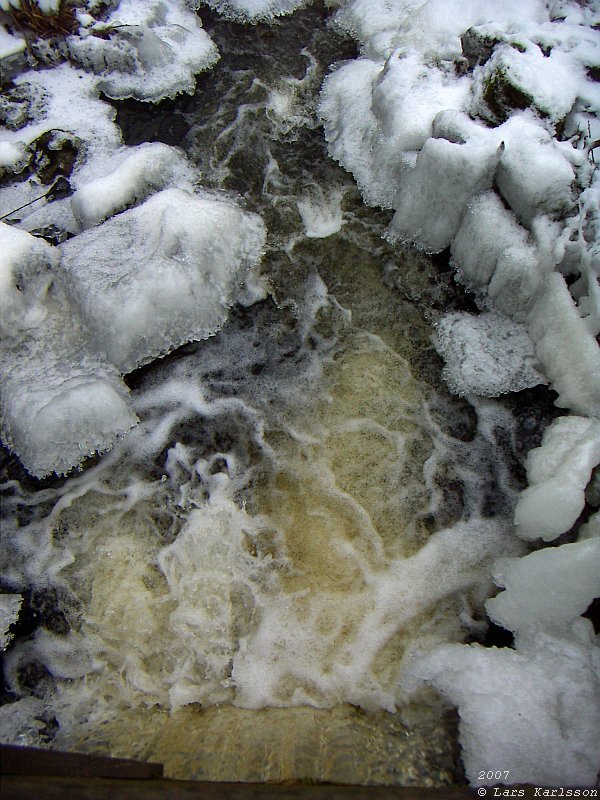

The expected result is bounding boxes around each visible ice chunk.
[472,42,583,125]
[0,222,55,336]
[487,539,600,636]
[202,0,310,23]
[59,188,267,373]
[296,185,347,239]
[451,191,539,301]
[434,312,544,398]
[528,271,600,417]
[514,415,600,541]
[495,121,576,226]
[319,52,471,208]
[388,137,501,253]
[66,0,219,102]
[0,594,22,651]
[407,631,600,787]
[0,224,137,477]
[71,143,196,229]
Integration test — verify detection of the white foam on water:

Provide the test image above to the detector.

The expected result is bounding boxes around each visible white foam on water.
[0,594,22,651]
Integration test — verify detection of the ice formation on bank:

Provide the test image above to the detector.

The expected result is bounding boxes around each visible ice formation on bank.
[514,415,600,541]
[319,0,600,413]
[0,3,271,476]
[407,537,600,787]
[319,0,600,787]
[1,0,219,102]
[204,0,309,22]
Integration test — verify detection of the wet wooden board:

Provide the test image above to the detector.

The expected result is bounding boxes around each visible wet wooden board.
[1,744,163,779]
[0,774,479,800]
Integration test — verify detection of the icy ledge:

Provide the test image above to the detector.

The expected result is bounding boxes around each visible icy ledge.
[320,0,600,787]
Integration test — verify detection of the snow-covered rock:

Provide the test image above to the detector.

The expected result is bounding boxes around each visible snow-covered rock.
[0,225,137,477]
[514,415,600,541]
[59,188,267,373]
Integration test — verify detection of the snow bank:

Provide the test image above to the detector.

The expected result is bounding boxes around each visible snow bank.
[59,188,267,373]
[65,0,219,102]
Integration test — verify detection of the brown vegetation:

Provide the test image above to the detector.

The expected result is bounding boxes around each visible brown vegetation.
[8,1,80,38]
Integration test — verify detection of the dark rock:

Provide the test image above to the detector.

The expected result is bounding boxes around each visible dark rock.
[461,26,504,68]
[482,64,534,124]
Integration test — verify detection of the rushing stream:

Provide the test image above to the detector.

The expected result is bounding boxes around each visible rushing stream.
[0,3,580,786]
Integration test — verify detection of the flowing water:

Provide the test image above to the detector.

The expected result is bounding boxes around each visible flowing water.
[0,6,556,785]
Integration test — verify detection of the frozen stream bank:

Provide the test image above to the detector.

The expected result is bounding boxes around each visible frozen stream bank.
[1,0,599,789]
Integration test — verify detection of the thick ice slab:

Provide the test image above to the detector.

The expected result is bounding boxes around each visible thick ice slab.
[514,415,600,541]
[59,188,267,373]
[0,224,137,478]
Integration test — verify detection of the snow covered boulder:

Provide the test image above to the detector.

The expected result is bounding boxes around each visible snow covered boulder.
[0,224,137,478]
[59,188,267,374]
[495,121,577,227]
[71,142,196,229]
[514,415,600,542]
[407,629,600,787]
[0,222,55,337]
[319,52,471,209]
[472,42,583,126]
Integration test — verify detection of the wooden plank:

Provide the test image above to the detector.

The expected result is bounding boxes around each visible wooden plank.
[0,775,478,800]
[0,744,163,779]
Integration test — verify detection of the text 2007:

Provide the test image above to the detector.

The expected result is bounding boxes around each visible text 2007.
[478,771,510,781]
